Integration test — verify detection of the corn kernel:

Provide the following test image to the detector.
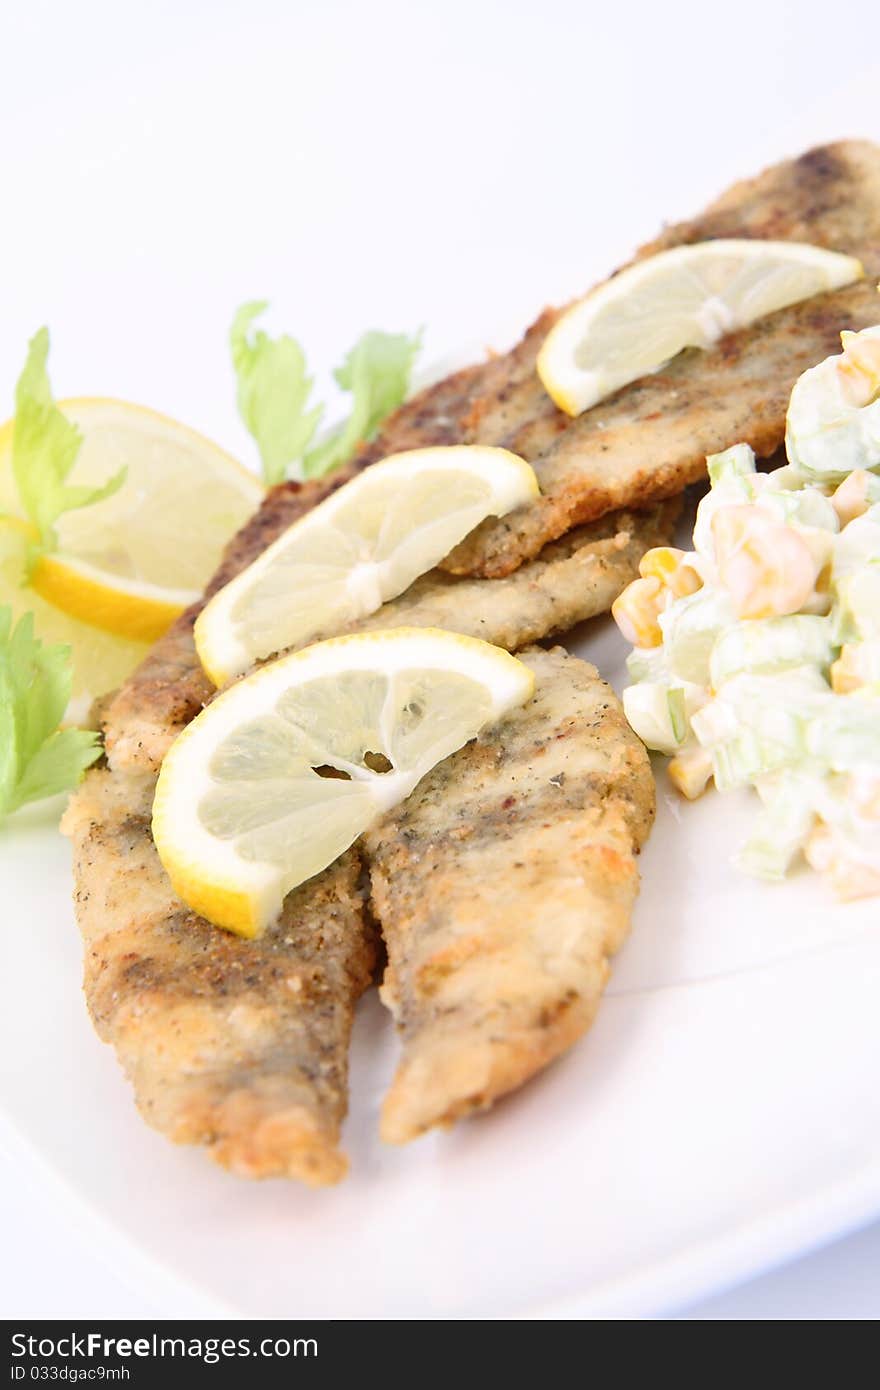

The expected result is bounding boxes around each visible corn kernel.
[838,330,880,407]
[668,746,713,800]
[712,505,819,618]
[639,546,702,597]
[804,824,833,873]
[830,645,864,693]
[804,820,880,899]
[611,575,664,648]
[832,470,873,527]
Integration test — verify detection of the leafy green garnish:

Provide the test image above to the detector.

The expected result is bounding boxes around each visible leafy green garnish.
[302,329,422,479]
[230,302,324,487]
[0,606,101,820]
[10,328,127,565]
[230,303,421,484]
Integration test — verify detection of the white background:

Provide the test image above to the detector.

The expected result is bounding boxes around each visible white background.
[1,0,879,1319]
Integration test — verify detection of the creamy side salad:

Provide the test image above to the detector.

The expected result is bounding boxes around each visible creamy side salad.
[613,323,880,899]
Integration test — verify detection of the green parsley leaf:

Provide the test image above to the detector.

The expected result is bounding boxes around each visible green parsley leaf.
[0,606,101,819]
[303,329,422,479]
[230,302,323,485]
[10,328,127,563]
[230,304,421,484]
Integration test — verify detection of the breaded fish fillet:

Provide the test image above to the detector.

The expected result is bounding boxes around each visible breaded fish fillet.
[324,501,678,650]
[67,538,669,1179]
[62,769,375,1184]
[102,484,677,776]
[365,646,654,1144]
[100,357,492,775]
[71,338,673,1182]
[442,141,880,576]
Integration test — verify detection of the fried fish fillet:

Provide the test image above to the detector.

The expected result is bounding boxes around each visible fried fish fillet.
[100,358,492,775]
[72,335,673,1181]
[365,646,654,1144]
[62,768,375,1184]
[67,536,668,1180]
[323,501,678,649]
[102,481,677,776]
[442,140,880,577]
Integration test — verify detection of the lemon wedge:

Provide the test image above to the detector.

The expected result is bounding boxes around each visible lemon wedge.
[0,399,263,645]
[194,445,538,686]
[537,240,864,416]
[153,628,534,937]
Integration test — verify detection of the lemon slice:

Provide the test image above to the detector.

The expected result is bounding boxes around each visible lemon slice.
[153,628,534,937]
[537,240,864,416]
[31,553,197,645]
[194,445,538,686]
[0,520,148,708]
[0,399,263,645]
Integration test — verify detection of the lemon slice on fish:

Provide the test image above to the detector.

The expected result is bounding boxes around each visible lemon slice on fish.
[194,446,538,686]
[0,399,264,647]
[537,240,864,416]
[153,627,534,937]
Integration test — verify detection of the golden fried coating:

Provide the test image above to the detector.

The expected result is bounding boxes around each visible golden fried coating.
[365,647,654,1144]
[303,500,679,649]
[102,482,676,776]
[100,358,492,774]
[62,769,375,1184]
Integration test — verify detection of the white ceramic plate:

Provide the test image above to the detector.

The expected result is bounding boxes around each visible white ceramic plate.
[2,420,879,1321]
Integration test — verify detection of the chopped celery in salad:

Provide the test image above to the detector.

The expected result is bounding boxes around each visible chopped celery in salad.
[613,322,880,900]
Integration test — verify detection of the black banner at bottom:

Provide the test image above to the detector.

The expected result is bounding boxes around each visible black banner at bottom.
[3,1319,567,1381]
